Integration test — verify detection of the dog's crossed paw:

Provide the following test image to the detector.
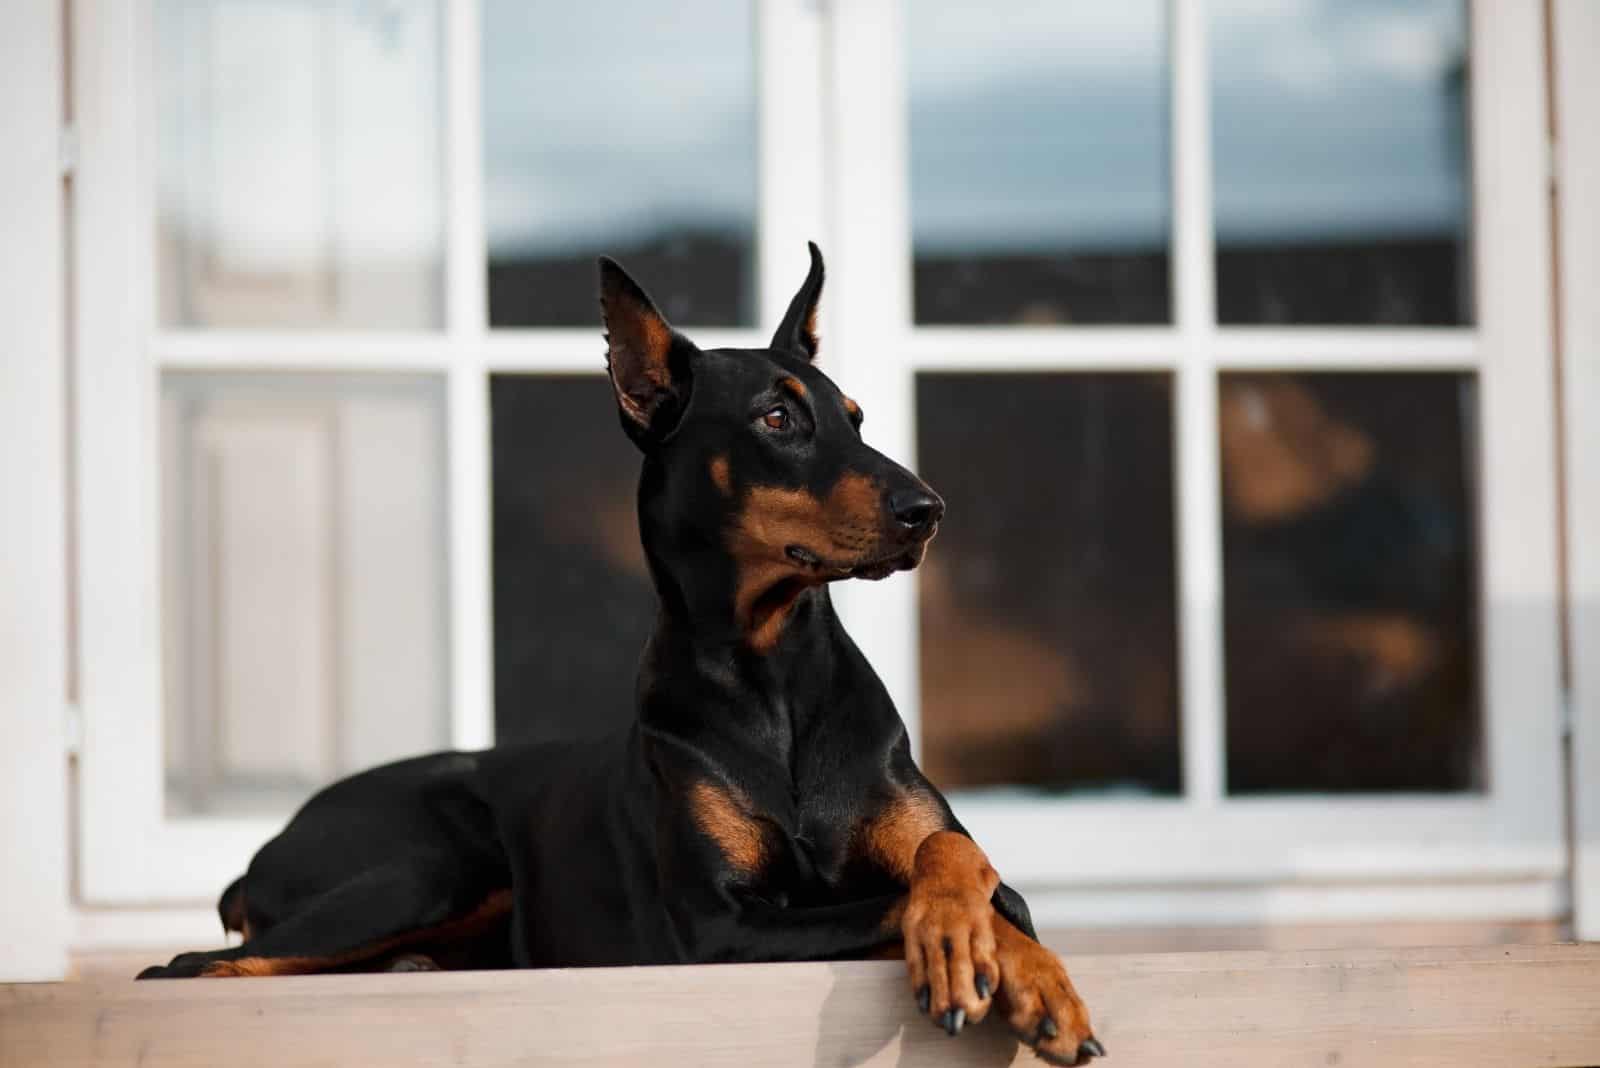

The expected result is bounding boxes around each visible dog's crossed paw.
[901,882,999,1036]
[993,922,1103,1064]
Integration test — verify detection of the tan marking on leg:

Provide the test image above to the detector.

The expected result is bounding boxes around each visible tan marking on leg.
[902,831,1002,1030]
[993,913,1097,1061]
[866,939,908,961]
[199,889,514,978]
[860,789,950,881]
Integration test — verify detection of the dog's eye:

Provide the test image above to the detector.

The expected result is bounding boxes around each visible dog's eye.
[762,406,789,430]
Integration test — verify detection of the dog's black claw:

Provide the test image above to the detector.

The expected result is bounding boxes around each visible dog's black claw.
[942,1008,965,1036]
[1080,1035,1106,1058]
[1039,1017,1059,1040]
[975,974,991,1000]
[916,985,930,1014]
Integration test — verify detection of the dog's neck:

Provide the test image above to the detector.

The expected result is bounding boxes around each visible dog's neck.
[643,536,839,656]
[637,518,850,740]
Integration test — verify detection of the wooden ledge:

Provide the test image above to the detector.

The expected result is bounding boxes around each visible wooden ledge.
[5,944,1600,1067]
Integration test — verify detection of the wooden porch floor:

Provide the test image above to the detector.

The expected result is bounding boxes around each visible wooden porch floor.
[5,944,1600,1066]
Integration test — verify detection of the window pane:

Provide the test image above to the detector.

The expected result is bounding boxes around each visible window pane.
[1220,373,1480,793]
[916,374,1180,795]
[491,376,652,743]
[483,2,758,327]
[155,1,444,329]
[1211,0,1472,325]
[908,2,1171,325]
[162,373,450,816]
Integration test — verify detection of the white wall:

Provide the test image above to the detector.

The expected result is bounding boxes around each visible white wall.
[0,0,69,981]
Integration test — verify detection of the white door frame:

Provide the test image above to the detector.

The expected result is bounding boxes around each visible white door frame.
[0,0,69,981]
[1553,0,1600,942]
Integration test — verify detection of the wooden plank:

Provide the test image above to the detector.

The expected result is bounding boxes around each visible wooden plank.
[6,946,1600,1067]
[62,918,1573,982]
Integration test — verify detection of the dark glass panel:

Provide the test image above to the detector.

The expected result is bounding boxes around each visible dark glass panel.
[1220,372,1481,792]
[916,373,1180,795]
[491,375,652,743]
[483,1,757,326]
[1211,0,1473,324]
[907,2,1171,325]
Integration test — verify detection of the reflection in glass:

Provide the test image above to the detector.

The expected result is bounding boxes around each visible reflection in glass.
[916,374,1180,795]
[1210,0,1472,324]
[1220,373,1480,793]
[907,2,1171,325]
[155,0,444,328]
[491,376,653,744]
[483,1,758,327]
[162,373,450,817]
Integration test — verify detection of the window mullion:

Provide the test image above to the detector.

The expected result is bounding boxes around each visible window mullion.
[757,0,829,334]
[445,0,492,750]
[1171,0,1225,807]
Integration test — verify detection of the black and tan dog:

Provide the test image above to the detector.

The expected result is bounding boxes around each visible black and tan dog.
[140,245,1101,1064]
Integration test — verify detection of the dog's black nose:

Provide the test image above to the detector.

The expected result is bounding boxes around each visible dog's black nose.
[888,488,945,534]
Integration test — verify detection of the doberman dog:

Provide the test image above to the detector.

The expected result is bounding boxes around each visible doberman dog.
[139,245,1101,1064]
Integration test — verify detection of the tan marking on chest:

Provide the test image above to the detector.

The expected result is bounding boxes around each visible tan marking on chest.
[689,780,769,876]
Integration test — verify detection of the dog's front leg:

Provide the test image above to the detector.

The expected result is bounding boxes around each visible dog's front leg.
[859,787,1101,1062]
[988,909,1100,1066]
[899,830,1003,1033]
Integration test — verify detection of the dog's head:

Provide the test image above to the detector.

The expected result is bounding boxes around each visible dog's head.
[600,244,942,643]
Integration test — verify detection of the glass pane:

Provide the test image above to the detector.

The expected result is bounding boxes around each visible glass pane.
[1211,0,1472,325]
[916,373,1180,795]
[907,2,1171,325]
[155,1,444,329]
[491,376,653,743]
[483,2,758,327]
[1220,373,1480,793]
[161,373,450,817]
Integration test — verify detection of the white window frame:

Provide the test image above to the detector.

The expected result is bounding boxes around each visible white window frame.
[72,0,1565,927]
[825,0,1565,927]
[1554,0,1600,941]
[74,0,827,904]
[1,0,70,979]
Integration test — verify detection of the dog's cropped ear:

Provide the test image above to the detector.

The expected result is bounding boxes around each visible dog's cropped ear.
[600,257,692,445]
[769,242,824,361]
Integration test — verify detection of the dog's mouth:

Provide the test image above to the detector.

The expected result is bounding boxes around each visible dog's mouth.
[785,539,930,582]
